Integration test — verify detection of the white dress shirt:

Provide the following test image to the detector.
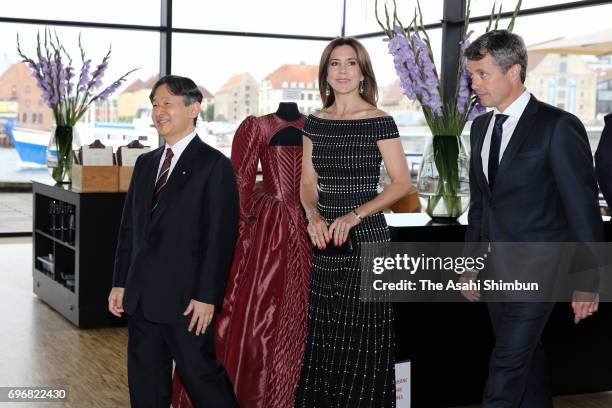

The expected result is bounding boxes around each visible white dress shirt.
[156,129,198,180]
[481,89,531,182]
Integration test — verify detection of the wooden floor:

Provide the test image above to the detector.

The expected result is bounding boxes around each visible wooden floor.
[0,237,129,407]
[1,236,612,407]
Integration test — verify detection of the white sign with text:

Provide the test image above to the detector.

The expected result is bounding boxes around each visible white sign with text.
[395,360,411,407]
[118,146,151,166]
[82,145,113,166]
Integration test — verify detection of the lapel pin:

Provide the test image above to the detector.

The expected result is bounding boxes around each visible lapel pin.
[182,170,186,175]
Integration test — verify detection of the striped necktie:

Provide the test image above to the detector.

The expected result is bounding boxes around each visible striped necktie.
[152,148,173,212]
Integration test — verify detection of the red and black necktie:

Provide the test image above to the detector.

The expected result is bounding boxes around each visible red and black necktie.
[152,148,173,212]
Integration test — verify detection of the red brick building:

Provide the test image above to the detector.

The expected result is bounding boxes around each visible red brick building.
[0,62,53,130]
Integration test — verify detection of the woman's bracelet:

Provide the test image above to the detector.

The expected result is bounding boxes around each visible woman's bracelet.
[305,207,319,222]
[352,209,363,221]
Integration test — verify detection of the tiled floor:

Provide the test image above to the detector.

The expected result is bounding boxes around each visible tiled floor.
[0,193,32,234]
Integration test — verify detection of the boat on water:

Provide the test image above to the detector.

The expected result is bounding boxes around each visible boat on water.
[4,124,48,167]
[4,118,237,167]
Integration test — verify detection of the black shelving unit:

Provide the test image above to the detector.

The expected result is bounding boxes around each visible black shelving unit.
[32,181,126,328]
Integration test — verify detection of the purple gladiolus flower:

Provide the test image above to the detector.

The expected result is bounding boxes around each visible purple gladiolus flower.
[393,36,419,103]
[65,66,74,94]
[78,59,91,92]
[91,61,108,89]
[457,57,471,115]
[457,75,471,115]
[28,62,47,98]
[460,31,474,50]
[58,62,67,100]
[98,79,122,101]
[17,30,137,128]
[388,30,418,101]
[457,31,475,115]
[387,26,443,115]
[468,100,487,121]
[39,59,49,83]
[411,34,442,115]
[48,60,60,106]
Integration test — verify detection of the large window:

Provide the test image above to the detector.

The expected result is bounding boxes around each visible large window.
[1,0,611,186]
[173,0,342,36]
[470,0,593,17]
[1,0,160,25]
[345,0,444,35]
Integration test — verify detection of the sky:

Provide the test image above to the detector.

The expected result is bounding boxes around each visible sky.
[2,0,611,96]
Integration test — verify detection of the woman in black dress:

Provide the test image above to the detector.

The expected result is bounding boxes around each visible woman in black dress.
[295,37,413,408]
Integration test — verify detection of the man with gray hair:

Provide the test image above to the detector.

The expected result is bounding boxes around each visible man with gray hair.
[461,30,602,407]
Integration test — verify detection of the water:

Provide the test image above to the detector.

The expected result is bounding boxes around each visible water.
[418,191,471,219]
[0,147,54,184]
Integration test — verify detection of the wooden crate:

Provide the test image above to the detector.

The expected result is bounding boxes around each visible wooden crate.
[118,166,134,192]
[71,165,119,192]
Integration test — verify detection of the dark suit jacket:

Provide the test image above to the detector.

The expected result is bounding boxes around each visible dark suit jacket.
[113,136,239,323]
[464,95,603,291]
[595,113,612,209]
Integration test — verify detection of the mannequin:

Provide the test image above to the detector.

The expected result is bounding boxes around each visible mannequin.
[270,102,303,146]
[275,101,301,121]
[173,106,311,408]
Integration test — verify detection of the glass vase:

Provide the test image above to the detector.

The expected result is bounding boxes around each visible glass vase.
[46,125,80,184]
[416,134,470,221]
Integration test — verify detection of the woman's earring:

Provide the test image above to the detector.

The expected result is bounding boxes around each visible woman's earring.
[325,82,331,97]
[359,79,365,94]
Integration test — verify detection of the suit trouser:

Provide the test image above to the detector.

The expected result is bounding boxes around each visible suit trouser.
[127,306,238,408]
[483,302,555,408]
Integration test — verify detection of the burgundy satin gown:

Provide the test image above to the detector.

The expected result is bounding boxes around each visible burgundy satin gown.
[172,114,312,408]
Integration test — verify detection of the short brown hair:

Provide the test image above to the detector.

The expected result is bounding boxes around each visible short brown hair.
[318,37,378,108]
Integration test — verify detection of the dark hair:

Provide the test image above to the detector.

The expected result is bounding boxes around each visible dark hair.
[149,75,203,125]
[318,37,378,108]
[464,30,528,83]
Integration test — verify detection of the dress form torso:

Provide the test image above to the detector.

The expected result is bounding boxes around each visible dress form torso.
[173,108,312,408]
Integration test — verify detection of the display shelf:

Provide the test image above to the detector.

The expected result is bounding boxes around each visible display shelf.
[35,229,76,251]
[32,181,126,328]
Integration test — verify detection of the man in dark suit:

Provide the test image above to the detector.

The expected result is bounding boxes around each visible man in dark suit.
[595,113,612,211]
[108,75,239,407]
[461,30,603,407]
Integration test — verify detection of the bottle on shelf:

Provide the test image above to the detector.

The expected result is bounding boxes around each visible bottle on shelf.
[62,202,72,243]
[67,204,76,245]
[49,200,58,237]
